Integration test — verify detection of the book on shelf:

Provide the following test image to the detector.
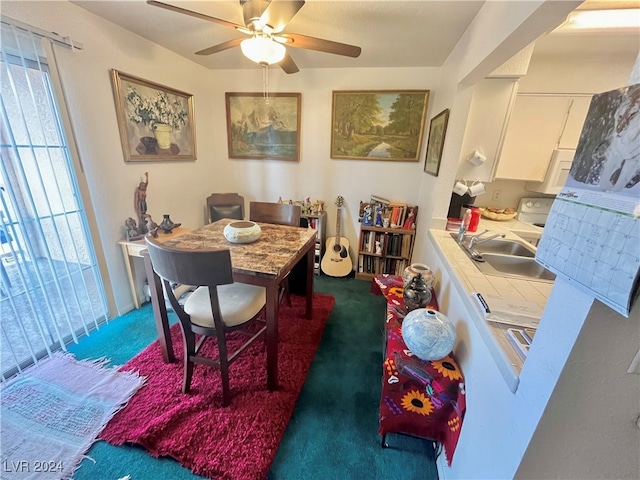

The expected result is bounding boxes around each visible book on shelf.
[401,234,412,257]
[370,195,390,207]
[388,202,406,228]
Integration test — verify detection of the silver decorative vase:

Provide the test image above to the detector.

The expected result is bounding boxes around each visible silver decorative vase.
[158,214,181,234]
[403,273,432,314]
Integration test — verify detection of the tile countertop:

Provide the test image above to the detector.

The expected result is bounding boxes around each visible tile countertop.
[429,218,554,392]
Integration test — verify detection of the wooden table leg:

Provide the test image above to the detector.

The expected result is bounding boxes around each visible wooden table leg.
[266,282,279,391]
[305,243,314,319]
[142,250,175,363]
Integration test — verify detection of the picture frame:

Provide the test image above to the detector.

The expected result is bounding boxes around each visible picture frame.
[110,70,196,162]
[330,90,429,161]
[225,92,301,161]
[424,108,450,176]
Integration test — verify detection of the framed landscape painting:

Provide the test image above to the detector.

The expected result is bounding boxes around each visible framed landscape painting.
[225,92,301,161]
[424,108,450,176]
[330,90,429,161]
[110,70,196,162]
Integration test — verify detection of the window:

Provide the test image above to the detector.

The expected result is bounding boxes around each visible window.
[1,19,108,379]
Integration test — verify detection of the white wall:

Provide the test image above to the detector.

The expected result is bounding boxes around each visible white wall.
[209,66,441,253]
[516,298,640,479]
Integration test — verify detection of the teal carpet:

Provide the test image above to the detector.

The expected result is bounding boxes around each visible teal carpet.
[69,275,437,480]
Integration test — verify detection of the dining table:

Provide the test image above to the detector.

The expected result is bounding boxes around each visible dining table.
[142,218,318,392]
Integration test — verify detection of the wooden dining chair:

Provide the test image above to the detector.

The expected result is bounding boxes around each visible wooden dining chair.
[144,234,266,407]
[206,193,245,223]
[249,201,302,306]
[249,201,301,227]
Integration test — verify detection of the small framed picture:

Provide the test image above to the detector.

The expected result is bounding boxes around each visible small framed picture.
[110,70,196,162]
[424,108,450,176]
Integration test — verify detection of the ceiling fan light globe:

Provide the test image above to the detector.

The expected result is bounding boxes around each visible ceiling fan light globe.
[241,35,286,65]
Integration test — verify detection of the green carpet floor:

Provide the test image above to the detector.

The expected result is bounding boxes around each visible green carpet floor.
[69,275,437,480]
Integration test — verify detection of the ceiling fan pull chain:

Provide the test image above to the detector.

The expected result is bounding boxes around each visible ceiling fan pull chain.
[262,64,270,104]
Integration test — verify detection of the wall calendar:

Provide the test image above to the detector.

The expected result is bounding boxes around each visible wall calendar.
[536,83,640,317]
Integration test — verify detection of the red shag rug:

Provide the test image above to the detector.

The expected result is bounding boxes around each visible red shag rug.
[101,293,335,480]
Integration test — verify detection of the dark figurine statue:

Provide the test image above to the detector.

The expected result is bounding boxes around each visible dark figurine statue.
[124,217,142,241]
[135,172,149,233]
[144,214,159,238]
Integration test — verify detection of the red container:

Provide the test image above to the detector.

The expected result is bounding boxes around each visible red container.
[468,208,481,232]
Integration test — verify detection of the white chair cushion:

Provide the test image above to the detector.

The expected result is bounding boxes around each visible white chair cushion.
[184,283,266,328]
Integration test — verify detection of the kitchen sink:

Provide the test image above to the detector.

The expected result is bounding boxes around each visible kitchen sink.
[449,233,555,282]
[479,253,556,281]
[471,239,535,257]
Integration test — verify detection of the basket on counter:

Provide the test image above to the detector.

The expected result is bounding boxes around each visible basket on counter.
[480,208,517,221]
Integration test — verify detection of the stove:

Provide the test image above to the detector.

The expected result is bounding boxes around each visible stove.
[517,198,554,231]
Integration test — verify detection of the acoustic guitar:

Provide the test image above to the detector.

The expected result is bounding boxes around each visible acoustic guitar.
[321,196,353,277]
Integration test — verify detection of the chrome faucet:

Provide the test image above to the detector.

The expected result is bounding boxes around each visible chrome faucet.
[467,230,506,250]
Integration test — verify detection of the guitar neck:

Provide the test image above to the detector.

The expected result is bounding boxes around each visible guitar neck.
[335,206,341,241]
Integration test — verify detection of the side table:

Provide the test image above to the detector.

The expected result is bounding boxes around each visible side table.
[118,227,191,308]
[373,274,466,467]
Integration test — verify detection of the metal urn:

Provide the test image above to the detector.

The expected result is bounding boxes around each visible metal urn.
[403,273,432,314]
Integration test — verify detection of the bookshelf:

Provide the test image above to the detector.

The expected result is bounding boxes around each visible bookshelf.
[303,211,327,275]
[355,225,416,281]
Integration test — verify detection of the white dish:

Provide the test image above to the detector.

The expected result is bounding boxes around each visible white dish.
[223,221,262,244]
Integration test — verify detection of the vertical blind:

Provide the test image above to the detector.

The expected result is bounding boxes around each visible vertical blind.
[0,20,108,379]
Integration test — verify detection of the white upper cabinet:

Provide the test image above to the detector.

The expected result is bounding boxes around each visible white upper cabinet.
[558,96,592,149]
[456,78,519,183]
[494,94,591,182]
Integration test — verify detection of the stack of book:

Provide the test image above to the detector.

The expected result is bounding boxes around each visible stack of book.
[367,195,418,230]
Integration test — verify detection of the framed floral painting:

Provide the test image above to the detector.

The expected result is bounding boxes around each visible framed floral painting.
[110,70,196,162]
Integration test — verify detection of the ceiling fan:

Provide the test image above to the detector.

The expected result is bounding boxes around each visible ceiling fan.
[147,0,362,74]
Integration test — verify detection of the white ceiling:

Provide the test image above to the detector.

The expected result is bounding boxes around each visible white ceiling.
[71,0,639,72]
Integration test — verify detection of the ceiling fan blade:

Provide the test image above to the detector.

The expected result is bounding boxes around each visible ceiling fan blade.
[147,1,244,30]
[260,1,305,33]
[195,38,244,56]
[279,33,361,58]
[278,52,299,74]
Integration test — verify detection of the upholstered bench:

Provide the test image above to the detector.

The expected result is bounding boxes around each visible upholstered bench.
[372,274,466,467]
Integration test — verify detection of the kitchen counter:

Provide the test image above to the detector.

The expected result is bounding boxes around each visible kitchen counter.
[428,218,554,391]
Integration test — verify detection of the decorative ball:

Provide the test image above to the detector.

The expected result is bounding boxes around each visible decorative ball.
[223,221,261,244]
[402,308,456,361]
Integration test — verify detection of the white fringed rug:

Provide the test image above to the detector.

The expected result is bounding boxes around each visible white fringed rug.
[1,353,145,480]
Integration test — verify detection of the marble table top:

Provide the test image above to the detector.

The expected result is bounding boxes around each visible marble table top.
[163,219,317,278]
